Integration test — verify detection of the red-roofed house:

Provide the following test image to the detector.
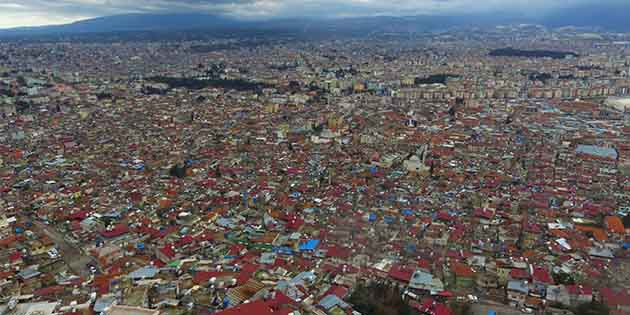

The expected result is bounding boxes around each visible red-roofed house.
[67,210,90,221]
[9,251,22,266]
[532,267,554,285]
[322,285,349,299]
[388,264,414,283]
[101,224,129,238]
[326,245,352,261]
[417,259,432,271]
[156,244,178,263]
[34,285,65,297]
[450,262,475,289]
[509,268,530,281]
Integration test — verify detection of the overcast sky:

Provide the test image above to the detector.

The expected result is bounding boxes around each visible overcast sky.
[0,0,621,29]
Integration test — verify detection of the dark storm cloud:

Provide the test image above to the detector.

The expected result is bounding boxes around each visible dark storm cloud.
[0,0,627,28]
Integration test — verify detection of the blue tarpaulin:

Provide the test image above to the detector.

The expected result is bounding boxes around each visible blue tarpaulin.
[368,213,377,222]
[299,240,320,251]
[405,243,417,253]
[402,209,413,216]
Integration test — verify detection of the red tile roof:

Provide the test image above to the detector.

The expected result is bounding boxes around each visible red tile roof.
[510,268,530,280]
[34,285,65,296]
[326,245,352,259]
[600,288,630,307]
[388,264,414,282]
[451,262,474,278]
[9,251,21,262]
[101,224,129,238]
[323,285,349,299]
[159,244,176,259]
[532,267,553,284]
[68,210,90,220]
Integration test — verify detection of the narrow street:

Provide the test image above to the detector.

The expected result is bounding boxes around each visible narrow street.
[23,215,98,278]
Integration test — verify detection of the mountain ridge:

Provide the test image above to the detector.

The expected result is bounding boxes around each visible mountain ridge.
[1,3,630,38]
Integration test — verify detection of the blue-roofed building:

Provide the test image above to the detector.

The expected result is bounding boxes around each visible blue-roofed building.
[273,246,295,256]
[17,266,41,280]
[290,271,316,286]
[94,295,117,313]
[216,217,236,229]
[127,265,160,280]
[409,270,444,292]
[576,144,618,160]
[275,280,304,301]
[384,216,395,224]
[260,252,276,264]
[318,294,349,310]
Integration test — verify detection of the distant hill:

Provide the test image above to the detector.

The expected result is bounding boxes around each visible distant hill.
[0,13,536,39]
[537,2,630,31]
[1,2,630,38]
[0,13,239,36]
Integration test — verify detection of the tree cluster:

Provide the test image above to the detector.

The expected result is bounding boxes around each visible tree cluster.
[489,47,578,59]
[348,282,413,315]
[574,301,610,315]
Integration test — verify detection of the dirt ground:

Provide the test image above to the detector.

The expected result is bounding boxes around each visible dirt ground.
[470,302,524,315]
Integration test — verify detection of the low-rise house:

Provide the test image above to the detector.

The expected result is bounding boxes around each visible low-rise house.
[507,280,529,306]
[475,272,499,289]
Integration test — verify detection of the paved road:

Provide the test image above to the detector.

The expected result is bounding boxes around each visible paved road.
[26,217,97,278]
